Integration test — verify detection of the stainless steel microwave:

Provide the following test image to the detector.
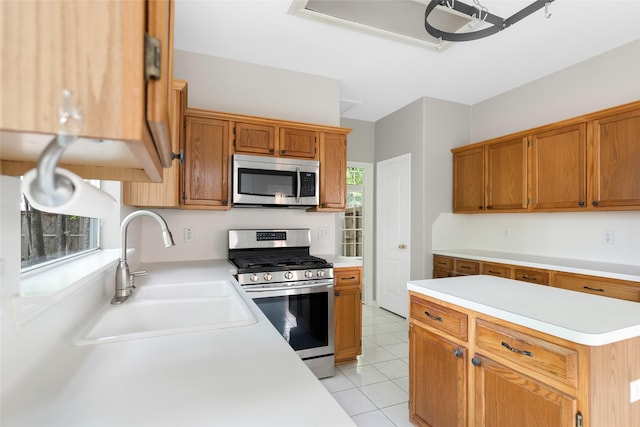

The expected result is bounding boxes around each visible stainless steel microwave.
[232,154,319,207]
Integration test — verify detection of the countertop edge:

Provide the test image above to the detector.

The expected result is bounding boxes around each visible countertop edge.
[432,249,640,282]
[408,277,640,346]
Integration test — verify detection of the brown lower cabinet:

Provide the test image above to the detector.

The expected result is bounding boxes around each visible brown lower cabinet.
[433,254,640,303]
[409,291,640,427]
[334,267,362,364]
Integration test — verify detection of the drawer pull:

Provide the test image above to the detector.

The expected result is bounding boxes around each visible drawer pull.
[341,276,356,281]
[488,270,501,275]
[583,286,605,292]
[501,341,533,357]
[424,311,443,322]
[460,266,471,270]
[437,262,447,265]
[520,275,537,281]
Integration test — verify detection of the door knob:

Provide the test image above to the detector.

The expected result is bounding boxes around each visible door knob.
[398,244,407,249]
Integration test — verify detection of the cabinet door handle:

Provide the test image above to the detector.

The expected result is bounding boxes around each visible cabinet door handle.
[501,341,533,357]
[583,286,605,292]
[592,200,599,206]
[334,291,340,296]
[424,311,443,322]
[471,357,481,366]
[453,349,463,358]
[486,205,493,209]
[578,201,585,207]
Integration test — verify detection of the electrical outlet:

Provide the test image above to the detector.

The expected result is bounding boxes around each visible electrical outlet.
[318,228,329,241]
[602,229,615,245]
[183,228,193,243]
[631,379,640,403]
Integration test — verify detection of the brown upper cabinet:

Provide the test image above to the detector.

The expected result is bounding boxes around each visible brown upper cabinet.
[233,121,318,160]
[182,110,232,210]
[589,107,640,209]
[123,80,188,208]
[0,0,174,183]
[530,123,587,209]
[453,147,484,212]
[485,136,528,211]
[452,101,640,213]
[310,132,348,212]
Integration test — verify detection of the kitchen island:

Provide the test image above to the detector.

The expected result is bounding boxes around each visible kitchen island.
[2,261,355,427]
[407,275,640,427]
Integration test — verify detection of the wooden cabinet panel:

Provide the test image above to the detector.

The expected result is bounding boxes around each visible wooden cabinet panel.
[514,267,549,285]
[123,80,187,207]
[314,132,347,211]
[589,107,640,209]
[473,355,577,427]
[433,255,454,272]
[278,128,317,159]
[475,320,578,388]
[410,325,467,427]
[453,147,484,212]
[481,262,512,279]
[234,122,276,155]
[334,267,362,364]
[410,296,468,341]
[182,114,231,208]
[485,137,528,211]
[530,123,587,209]
[553,272,640,302]
[0,0,172,182]
[455,259,479,276]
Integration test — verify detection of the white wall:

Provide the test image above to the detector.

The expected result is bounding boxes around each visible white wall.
[434,39,640,266]
[174,50,341,127]
[470,40,640,142]
[139,208,337,263]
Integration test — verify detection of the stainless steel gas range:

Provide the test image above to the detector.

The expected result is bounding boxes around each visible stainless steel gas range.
[228,229,335,379]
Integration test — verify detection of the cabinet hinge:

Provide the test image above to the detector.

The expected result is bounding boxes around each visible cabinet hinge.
[182,192,187,201]
[576,411,583,427]
[144,33,162,81]
[527,137,532,147]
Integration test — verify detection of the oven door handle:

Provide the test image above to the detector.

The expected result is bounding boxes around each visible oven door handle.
[245,281,334,293]
[295,167,301,203]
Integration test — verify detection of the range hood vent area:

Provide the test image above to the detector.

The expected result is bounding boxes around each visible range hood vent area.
[289,0,474,51]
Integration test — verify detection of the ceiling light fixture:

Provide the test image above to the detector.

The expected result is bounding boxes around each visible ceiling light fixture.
[425,0,554,42]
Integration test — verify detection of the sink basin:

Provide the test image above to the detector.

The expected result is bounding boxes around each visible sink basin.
[135,280,234,300]
[74,281,257,345]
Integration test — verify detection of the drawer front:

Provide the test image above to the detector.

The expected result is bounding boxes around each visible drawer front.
[455,259,479,275]
[335,268,362,288]
[514,268,549,285]
[475,320,578,388]
[433,255,454,272]
[554,273,640,302]
[410,296,468,341]
[481,263,512,278]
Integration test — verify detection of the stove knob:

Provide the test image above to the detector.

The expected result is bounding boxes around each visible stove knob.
[263,273,273,281]
[284,271,294,280]
[305,270,314,279]
[250,273,260,282]
[317,270,326,278]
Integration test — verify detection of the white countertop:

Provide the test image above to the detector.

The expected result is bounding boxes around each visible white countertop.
[408,275,640,346]
[433,249,640,282]
[319,254,363,269]
[3,260,355,427]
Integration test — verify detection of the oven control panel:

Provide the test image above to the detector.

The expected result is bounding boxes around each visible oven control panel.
[256,231,286,241]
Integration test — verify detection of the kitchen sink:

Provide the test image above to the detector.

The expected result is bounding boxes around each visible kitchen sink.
[74,281,257,345]
[135,280,236,300]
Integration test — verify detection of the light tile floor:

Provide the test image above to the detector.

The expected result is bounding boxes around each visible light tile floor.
[321,304,412,427]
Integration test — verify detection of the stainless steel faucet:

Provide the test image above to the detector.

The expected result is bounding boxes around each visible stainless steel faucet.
[112,210,175,304]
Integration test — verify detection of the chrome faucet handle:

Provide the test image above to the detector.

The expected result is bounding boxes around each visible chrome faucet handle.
[131,270,148,277]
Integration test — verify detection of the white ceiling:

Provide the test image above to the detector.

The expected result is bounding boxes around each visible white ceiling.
[173,0,640,122]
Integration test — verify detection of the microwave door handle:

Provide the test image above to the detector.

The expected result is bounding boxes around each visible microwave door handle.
[296,167,301,203]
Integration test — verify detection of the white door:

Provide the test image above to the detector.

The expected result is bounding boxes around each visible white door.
[376,153,411,317]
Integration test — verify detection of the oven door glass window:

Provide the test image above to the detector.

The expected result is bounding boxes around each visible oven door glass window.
[253,292,329,351]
